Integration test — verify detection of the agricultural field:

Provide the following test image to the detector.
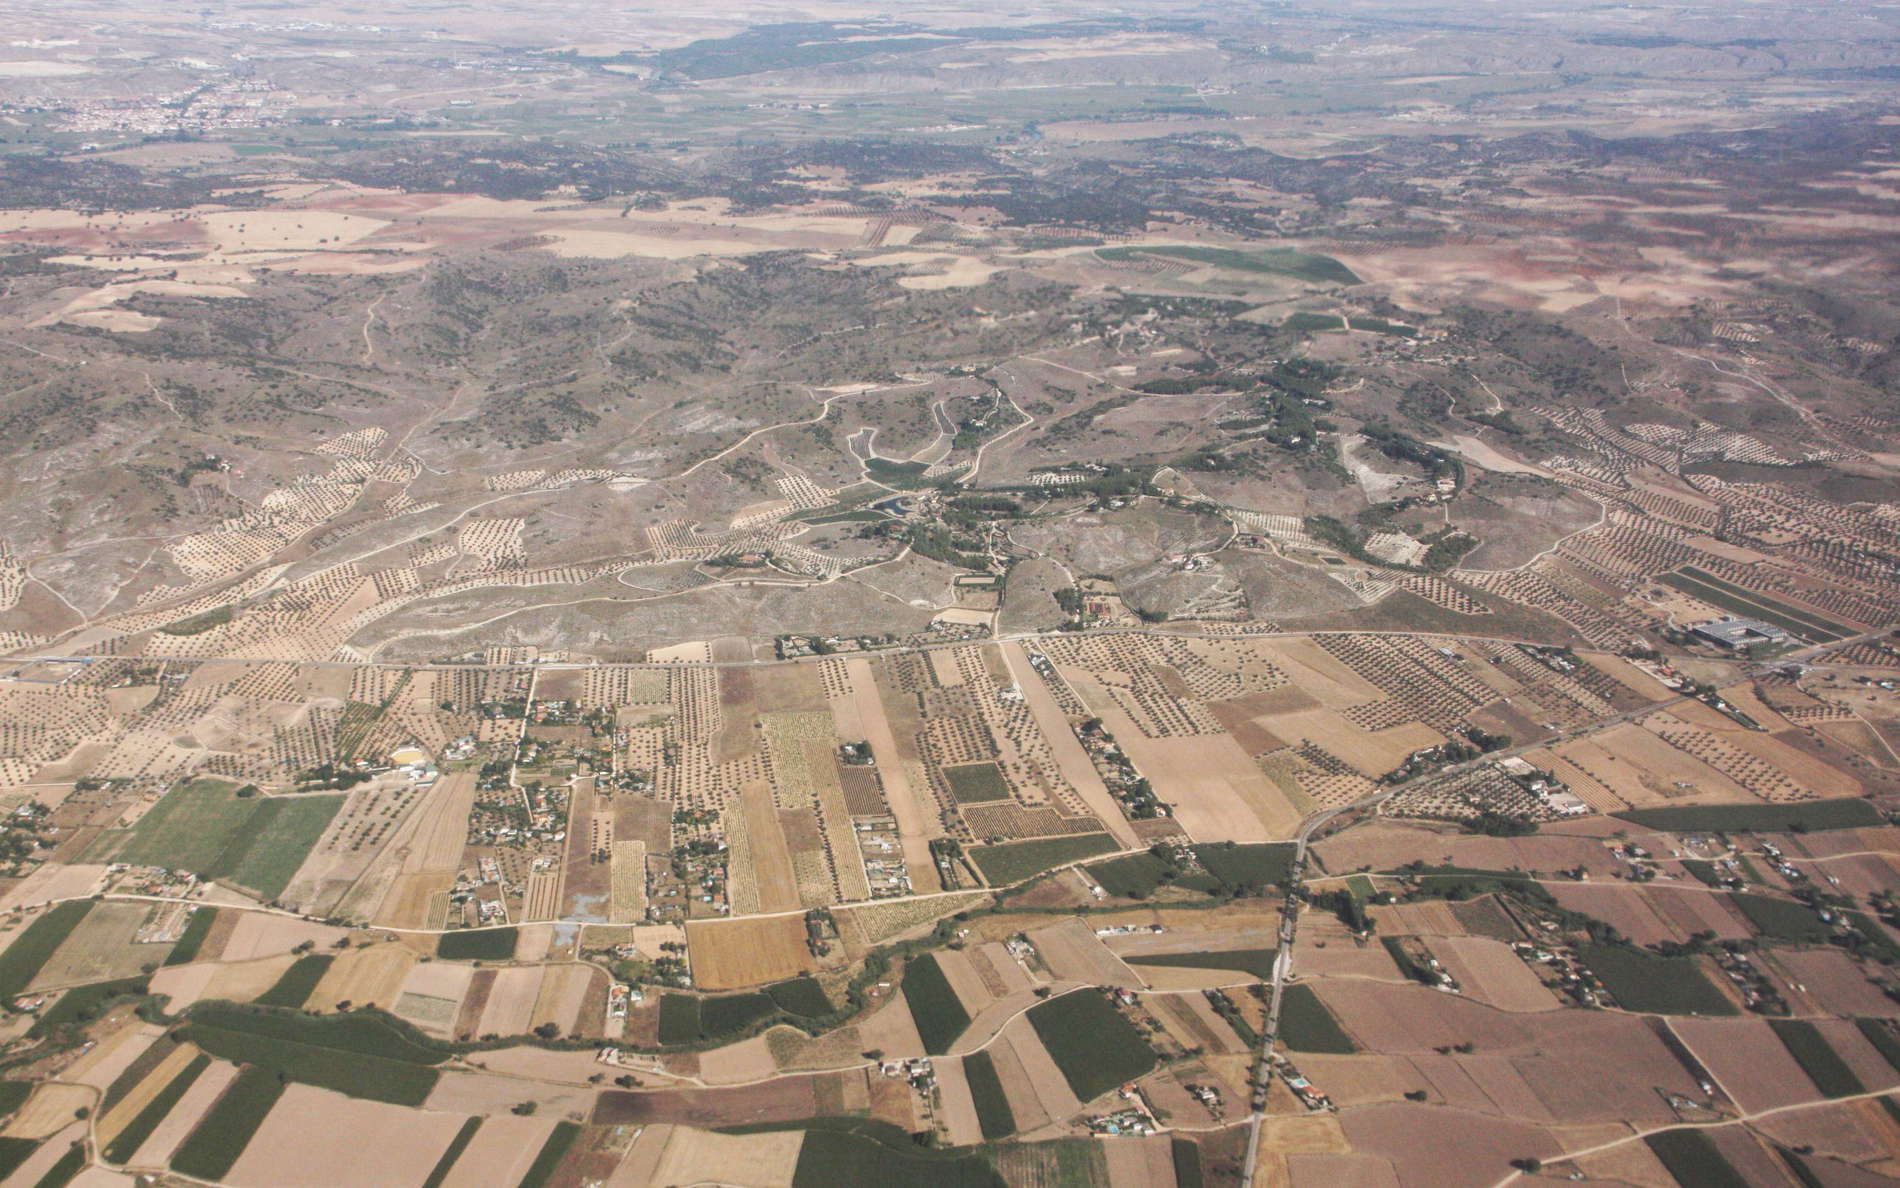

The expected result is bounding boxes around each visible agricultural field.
[0,0,1897,1184]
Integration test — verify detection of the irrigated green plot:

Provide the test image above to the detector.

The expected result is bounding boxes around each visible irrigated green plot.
[943,762,1012,804]
[766,976,832,1019]
[903,954,972,1056]
[102,1053,210,1164]
[518,1121,580,1188]
[165,908,220,966]
[1614,798,1881,834]
[88,778,257,872]
[183,1003,445,1106]
[0,901,92,1001]
[1577,943,1737,1016]
[171,1065,284,1181]
[969,833,1118,886]
[1729,893,1832,943]
[962,1051,1016,1141]
[790,1126,1005,1188]
[1643,1129,1750,1188]
[1770,1020,1864,1097]
[83,780,341,898]
[1659,567,1850,642]
[1125,948,1278,981]
[218,796,343,899]
[1025,990,1157,1103]
[1191,842,1296,891]
[1277,984,1356,1054]
[436,927,518,962]
[254,955,333,1009]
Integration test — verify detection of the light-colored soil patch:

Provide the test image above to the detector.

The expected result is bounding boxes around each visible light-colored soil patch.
[149,962,220,1013]
[840,658,939,888]
[1431,937,1559,1012]
[217,913,349,962]
[932,1057,986,1147]
[203,955,298,1004]
[529,963,598,1037]
[1674,1017,1823,1112]
[1778,948,1900,1018]
[1102,1134,1179,1187]
[437,1114,558,1188]
[425,1068,597,1118]
[856,990,927,1061]
[360,772,480,930]
[476,965,546,1038]
[687,915,812,991]
[646,1126,803,1187]
[1339,1103,1557,1188]
[305,942,415,1013]
[0,863,108,911]
[697,1031,783,1086]
[127,1058,238,1168]
[96,1042,200,1151]
[1001,1013,1084,1116]
[1027,918,1140,985]
[30,902,166,989]
[932,948,1000,1019]
[3,1083,96,1139]
[67,1023,162,1093]
[225,1084,464,1188]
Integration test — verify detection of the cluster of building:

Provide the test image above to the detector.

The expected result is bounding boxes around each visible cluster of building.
[1271,1054,1333,1111]
[852,816,911,898]
[1495,757,1590,817]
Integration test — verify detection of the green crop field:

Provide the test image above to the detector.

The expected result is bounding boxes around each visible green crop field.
[254,954,333,1009]
[1277,984,1356,1053]
[1614,798,1881,834]
[164,908,219,966]
[969,833,1118,886]
[943,762,1012,804]
[1577,944,1737,1015]
[962,1051,1016,1140]
[766,976,832,1018]
[171,1065,285,1180]
[83,780,341,897]
[1125,948,1278,980]
[1769,1020,1864,1097]
[420,1118,482,1188]
[0,1138,36,1181]
[790,1126,1004,1188]
[1659,568,1851,641]
[1859,1020,1900,1073]
[657,992,777,1045]
[1729,894,1832,943]
[903,954,972,1056]
[1086,852,1172,897]
[436,927,519,962]
[218,796,343,898]
[1191,842,1295,891]
[184,1004,445,1106]
[102,1053,210,1164]
[87,779,257,872]
[702,992,777,1036]
[31,976,148,1038]
[0,901,92,1001]
[1026,991,1157,1102]
[1643,1129,1750,1188]
[519,1122,580,1188]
